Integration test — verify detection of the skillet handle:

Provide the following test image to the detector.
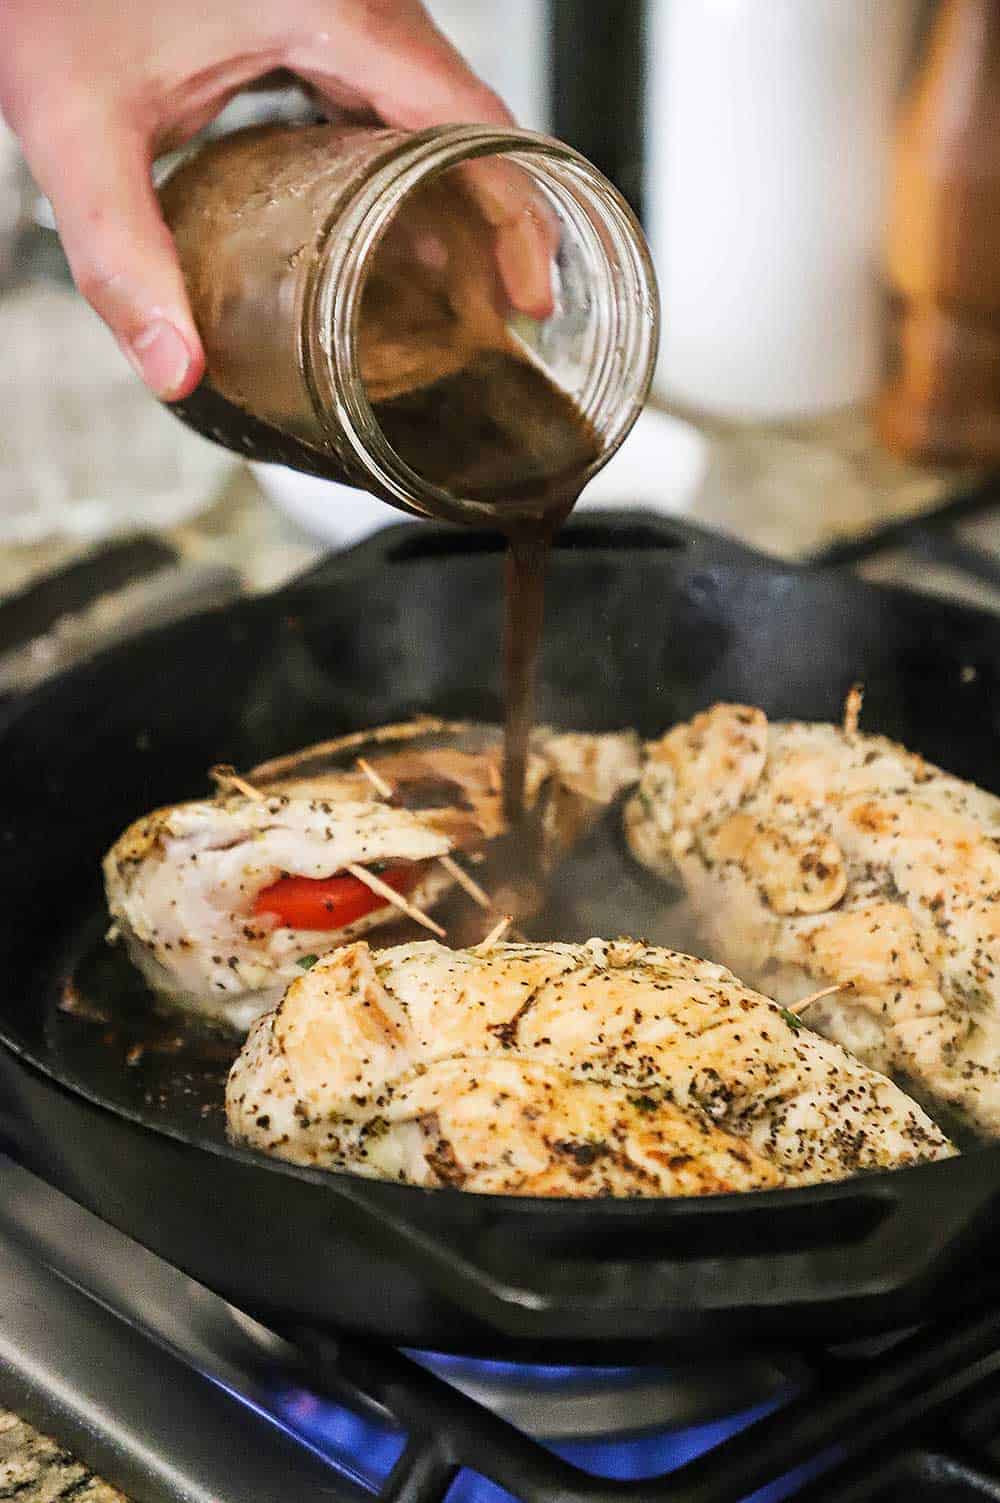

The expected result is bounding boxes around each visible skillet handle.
[327,1156,999,1342]
[284,507,775,593]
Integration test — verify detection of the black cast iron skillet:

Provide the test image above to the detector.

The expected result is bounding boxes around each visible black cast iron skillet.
[1,509,1000,1362]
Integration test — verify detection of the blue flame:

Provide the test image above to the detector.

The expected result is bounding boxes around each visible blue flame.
[268,1357,837,1501]
[272,1383,406,1488]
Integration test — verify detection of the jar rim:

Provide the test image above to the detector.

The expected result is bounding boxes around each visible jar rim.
[302,124,659,524]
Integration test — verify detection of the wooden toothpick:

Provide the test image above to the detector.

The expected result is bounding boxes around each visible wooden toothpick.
[787,983,846,1016]
[843,684,865,737]
[356,756,395,799]
[343,863,446,938]
[474,915,513,953]
[210,764,266,801]
[355,757,497,916]
[438,853,493,911]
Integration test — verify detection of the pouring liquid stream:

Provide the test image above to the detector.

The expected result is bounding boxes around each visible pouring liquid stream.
[362,348,602,825]
[350,165,605,823]
[383,373,599,823]
[502,531,552,824]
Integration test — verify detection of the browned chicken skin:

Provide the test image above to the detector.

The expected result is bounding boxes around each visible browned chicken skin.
[226,936,952,1195]
[626,703,1000,1136]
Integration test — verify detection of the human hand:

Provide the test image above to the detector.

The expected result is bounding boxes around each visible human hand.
[0,0,552,402]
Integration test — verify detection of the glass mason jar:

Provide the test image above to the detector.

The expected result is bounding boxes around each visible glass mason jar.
[160,122,659,527]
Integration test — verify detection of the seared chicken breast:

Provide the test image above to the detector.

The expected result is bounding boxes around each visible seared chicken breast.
[106,720,641,1028]
[625,703,1000,1135]
[249,719,642,865]
[227,937,952,1195]
[105,796,453,1030]
[247,721,539,851]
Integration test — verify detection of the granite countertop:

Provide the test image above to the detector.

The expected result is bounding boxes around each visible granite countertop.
[0,397,980,609]
[0,258,980,606]
[0,1412,125,1502]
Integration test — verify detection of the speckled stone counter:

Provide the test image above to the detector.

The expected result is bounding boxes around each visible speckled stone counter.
[0,1411,125,1502]
[0,399,980,608]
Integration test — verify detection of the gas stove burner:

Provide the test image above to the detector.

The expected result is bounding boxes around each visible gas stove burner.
[410,1349,800,1440]
[208,1298,789,1440]
[808,470,1000,615]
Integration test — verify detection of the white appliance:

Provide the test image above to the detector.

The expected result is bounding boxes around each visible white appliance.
[645,0,918,420]
[423,0,551,132]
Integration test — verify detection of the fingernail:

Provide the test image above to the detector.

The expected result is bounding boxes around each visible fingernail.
[129,320,193,399]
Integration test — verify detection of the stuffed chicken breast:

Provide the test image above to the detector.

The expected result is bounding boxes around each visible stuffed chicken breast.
[106,720,641,1028]
[248,719,642,865]
[625,702,1000,1136]
[227,937,952,1195]
[104,795,455,1030]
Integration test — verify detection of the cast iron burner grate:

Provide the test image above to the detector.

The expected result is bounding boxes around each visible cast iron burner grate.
[5,1145,1000,1503]
[807,472,1000,602]
[261,1310,1000,1502]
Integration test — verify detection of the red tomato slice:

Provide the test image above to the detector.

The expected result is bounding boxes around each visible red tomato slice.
[252,864,420,931]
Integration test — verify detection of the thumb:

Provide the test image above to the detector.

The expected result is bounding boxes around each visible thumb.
[25,114,204,400]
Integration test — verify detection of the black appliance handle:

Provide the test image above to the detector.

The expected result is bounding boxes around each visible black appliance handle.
[284,507,779,593]
[318,1154,998,1341]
